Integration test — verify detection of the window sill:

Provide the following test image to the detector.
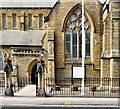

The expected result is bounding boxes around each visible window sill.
[65,58,93,65]
[66,57,91,59]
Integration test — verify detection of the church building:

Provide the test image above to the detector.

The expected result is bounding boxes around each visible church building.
[0,0,119,96]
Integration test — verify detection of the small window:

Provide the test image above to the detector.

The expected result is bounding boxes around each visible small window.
[2,14,6,28]
[39,15,43,28]
[0,51,3,70]
[13,14,16,28]
[29,14,32,28]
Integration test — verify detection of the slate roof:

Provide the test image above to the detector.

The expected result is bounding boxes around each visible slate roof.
[0,30,46,46]
[0,0,58,8]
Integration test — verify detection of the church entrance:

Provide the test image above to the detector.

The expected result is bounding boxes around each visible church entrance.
[31,63,38,85]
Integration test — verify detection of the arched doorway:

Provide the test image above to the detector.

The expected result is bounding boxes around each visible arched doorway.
[27,59,38,84]
[27,59,44,96]
[31,63,37,84]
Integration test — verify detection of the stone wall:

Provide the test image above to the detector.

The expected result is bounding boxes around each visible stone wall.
[0,1,119,81]
[0,9,50,30]
[101,1,120,78]
[101,59,110,78]
[47,1,102,78]
[0,8,50,81]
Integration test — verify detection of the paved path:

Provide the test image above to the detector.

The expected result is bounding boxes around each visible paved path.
[1,107,119,109]
[14,85,36,97]
[0,96,120,108]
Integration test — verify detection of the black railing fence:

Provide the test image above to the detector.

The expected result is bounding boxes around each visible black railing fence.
[44,77,120,97]
[0,77,5,95]
[13,76,28,93]
[0,76,119,97]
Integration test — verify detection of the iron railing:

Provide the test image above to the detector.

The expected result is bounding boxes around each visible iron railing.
[44,77,120,97]
[0,77,5,95]
[13,76,28,93]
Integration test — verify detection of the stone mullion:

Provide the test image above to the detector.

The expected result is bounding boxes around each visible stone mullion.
[20,11,25,31]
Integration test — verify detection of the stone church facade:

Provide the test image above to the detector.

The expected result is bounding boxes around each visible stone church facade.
[0,0,119,87]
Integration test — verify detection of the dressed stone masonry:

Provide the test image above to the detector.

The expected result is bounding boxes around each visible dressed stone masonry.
[0,0,119,96]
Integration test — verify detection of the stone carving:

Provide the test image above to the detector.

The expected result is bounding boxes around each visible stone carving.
[0,49,8,61]
[0,49,13,76]
[11,48,40,56]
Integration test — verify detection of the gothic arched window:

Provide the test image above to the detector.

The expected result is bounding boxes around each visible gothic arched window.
[65,8,91,58]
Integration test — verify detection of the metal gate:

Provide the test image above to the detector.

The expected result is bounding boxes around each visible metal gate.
[0,77,5,95]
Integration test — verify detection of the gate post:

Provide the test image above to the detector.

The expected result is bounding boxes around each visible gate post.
[4,56,14,96]
[37,54,46,97]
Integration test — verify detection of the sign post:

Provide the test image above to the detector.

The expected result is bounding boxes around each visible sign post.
[81,0,85,95]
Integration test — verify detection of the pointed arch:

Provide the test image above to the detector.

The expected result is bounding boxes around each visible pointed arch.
[63,4,94,59]
[27,59,38,84]
[62,3,95,33]
[27,59,37,74]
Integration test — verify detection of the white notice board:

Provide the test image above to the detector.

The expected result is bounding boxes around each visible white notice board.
[73,67,84,78]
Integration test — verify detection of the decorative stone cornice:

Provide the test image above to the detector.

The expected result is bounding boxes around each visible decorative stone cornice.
[11,47,41,56]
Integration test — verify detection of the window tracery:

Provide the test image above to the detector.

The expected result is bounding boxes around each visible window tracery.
[65,8,91,58]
